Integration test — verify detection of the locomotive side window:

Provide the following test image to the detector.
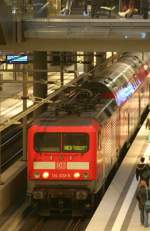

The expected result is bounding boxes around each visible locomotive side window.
[62,133,89,153]
[34,133,61,152]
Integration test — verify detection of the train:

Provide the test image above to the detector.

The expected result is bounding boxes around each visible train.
[27,53,150,216]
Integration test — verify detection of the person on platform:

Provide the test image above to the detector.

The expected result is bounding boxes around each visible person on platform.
[83,0,88,16]
[141,0,149,19]
[136,180,150,227]
[136,157,150,186]
[60,0,89,16]
[146,117,150,130]
[91,0,98,18]
[119,0,138,17]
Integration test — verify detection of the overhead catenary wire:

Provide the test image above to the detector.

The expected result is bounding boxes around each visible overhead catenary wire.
[0,72,87,132]
[0,53,118,131]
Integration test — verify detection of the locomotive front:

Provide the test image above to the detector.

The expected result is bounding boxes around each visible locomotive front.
[27,117,100,215]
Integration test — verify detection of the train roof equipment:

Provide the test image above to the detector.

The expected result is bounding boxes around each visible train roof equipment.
[35,53,150,125]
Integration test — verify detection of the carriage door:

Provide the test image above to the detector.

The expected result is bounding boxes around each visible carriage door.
[97,130,103,183]
[103,120,113,177]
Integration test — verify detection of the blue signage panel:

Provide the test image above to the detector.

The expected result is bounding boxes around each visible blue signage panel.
[6,55,28,64]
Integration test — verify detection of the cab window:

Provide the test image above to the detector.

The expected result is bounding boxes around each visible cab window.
[34,132,61,152]
[62,133,89,153]
[34,132,89,153]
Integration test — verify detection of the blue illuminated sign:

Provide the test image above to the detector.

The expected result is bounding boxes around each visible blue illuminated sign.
[6,55,28,64]
[115,83,136,106]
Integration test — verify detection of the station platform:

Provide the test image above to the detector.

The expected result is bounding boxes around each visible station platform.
[0,70,76,124]
[86,116,150,230]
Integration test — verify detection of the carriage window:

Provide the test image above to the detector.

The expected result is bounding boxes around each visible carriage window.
[34,133,61,152]
[62,133,89,153]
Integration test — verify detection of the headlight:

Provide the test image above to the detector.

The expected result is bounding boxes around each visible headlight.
[83,172,89,179]
[42,171,49,179]
[34,171,40,179]
[73,172,80,178]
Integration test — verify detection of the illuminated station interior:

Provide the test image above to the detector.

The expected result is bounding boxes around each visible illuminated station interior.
[0,0,150,230]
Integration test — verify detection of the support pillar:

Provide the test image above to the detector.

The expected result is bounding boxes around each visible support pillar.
[33,51,47,117]
[60,52,64,86]
[94,52,107,76]
[22,69,28,161]
[96,52,106,66]
[84,52,94,73]
[74,52,78,78]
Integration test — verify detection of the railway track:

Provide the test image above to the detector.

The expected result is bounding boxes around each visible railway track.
[1,125,22,172]
[0,198,90,231]
[19,215,88,231]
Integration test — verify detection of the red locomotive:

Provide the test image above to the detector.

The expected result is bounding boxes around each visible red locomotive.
[27,53,150,216]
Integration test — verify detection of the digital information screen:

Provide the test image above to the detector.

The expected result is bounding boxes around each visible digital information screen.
[63,145,87,152]
[6,55,28,64]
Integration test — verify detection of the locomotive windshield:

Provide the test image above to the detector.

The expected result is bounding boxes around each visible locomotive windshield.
[62,133,89,153]
[34,133,61,152]
[34,132,89,153]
